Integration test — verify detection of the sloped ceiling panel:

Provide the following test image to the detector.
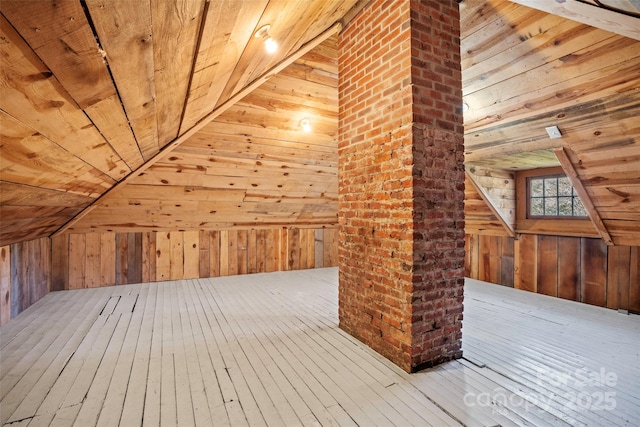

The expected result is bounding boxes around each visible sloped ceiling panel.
[462,0,640,246]
[67,38,339,234]
[0,0,357,246]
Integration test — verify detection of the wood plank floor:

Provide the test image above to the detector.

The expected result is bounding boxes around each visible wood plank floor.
[1,268,638,426]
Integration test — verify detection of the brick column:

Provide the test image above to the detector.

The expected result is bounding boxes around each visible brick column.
[338,0,464,372]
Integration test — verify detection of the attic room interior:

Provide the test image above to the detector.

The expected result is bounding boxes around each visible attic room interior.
[1,0,639,425]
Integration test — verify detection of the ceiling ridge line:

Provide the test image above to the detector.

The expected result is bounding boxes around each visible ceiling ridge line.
[49,21,343,239]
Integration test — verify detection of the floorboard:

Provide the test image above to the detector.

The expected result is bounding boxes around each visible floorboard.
[1,269,638,426]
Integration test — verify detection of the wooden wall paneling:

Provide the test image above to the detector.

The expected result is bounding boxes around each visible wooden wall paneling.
[1,245,10,325]
[489,236,502,284]
[141,233,152,283]
[557,237,580,302]
[68,234,86,290]
[315,229,324,268]
[129,232,143,284]
[323,228,338,267]
[115,233,128,285]
[42,238,51,294]
[219,231,229,276]
[500,236,514,287]
[18,242,29,312]
[306,229,316,269]
[9,242,23,316]
[280,229,288,271]
[478,235,500,283]
[210,231,221,278]
[37,238,50,299]
[299,228,308,270]
[199,231,211,278]
[478,235,488,282]
[100,233,116,287]
[39,237,51,302]
[514,234,537,292]
[257,230,267,273]
[265,229,277,273]
[248,230,258,274]
[169,232,184,280]
[85,234,101,288]
[581,238,608,307]
[26,240,37,304]
[183,231,200,279]
[155,232,171,281]
[148,233,157,283]
[30,240,41,301]
[607,246,631,310]
[275,229,285,272]
[629,247,640,313]
[227,230,238,276]
[537,235,559,297]
[236,230,248,275]
[280,228,292,271]
[50,235,69,292]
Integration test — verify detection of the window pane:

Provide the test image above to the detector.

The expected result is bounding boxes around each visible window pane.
[545,197,558,215]
[544,178,557,196]
[574,198,587,217]
[528,173,586,219]
[558,197,573,216]
[558,177,572,196]
[530,179,544,197]
[531,198,544,216]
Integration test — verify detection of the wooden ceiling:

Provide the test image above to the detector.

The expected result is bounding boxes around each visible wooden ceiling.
[0,0,358,245]
[461,0,640,246]
[67,39,340,234]
[1,0,639,247]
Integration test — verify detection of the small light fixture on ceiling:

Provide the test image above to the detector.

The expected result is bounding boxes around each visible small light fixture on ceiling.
[255,24,277,54]
[300,118,311,133]
[545,125,562,139]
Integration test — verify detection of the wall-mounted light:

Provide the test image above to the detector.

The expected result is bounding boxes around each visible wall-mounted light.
[462,102,469,112]
[300,118,311,132]
[255,24,277,54]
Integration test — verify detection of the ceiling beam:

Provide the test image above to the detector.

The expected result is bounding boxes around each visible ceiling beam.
[509,0,640,41]
[465,170,517,238]
[51,21,343,238]
[554,147,614,246]
[339,0,371,31]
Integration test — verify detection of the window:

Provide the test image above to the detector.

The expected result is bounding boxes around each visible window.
[527,175,587,218]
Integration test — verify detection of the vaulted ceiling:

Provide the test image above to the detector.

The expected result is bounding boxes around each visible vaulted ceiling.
[1,0,358,245]
[1,0,639,247]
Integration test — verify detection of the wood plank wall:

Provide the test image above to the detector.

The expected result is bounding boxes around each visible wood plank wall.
[50,227,338,291]
[0,227,336,325]
[0,237,51,326]
[465,234,640,313]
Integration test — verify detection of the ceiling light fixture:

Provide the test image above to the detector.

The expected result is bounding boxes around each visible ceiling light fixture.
[300,118,311,133]
[255,24,277,54]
